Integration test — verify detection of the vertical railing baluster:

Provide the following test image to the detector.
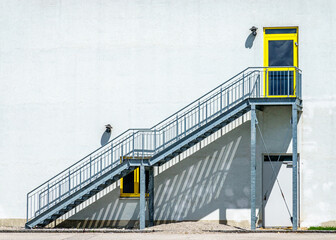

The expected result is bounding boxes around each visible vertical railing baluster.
[132,132,135,159]
[47,183,50,209]
[142,133,144,158]
[26,194,29,222]
[154,130,157,153]
[288,68,290,96]
[249,75,251,97]
[121,144,123,161]
[184,116,187,136]
[89,157,92,181]
[220,87,223,113]
[79,168,82,188]
[38,193,41,214]
[100,157,102,175]
[198,101,201,127]
[176,115,178,141]
[227,90,230,109]
[242,73,245,98]
[111,143,113,166]
[205,102,208,123]
[68,170,71,194]
[163,131,165,149]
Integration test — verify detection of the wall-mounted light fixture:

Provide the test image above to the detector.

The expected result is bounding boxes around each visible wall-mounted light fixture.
[250,26,258,36]
[105,124,113,133]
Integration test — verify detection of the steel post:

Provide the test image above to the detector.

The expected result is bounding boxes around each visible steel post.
[250,104,256,230]
[292,103,298,230]
[148,167,154,227]
[139,164,146,229]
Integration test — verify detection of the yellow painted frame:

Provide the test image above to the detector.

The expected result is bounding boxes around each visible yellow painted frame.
[120,157,150,198]
[263,27,298,97]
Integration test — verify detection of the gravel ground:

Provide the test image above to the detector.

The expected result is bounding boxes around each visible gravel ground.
[147,221,240,233]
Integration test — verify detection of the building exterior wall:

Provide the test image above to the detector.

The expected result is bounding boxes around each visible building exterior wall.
[0,0,335,227]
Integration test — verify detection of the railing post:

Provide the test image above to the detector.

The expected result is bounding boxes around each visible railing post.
[26,194,29,222]
[59,184,62,201]
[121,144,123,161]
[288,69,290,96]
[38,193,41,215]
[249,75,251,97]
[227,91,230,109]
[100,157,103,175]
[198,101,201,127]
[142,133,144,158]
[242,73,245,98]
[176,115,178,141]
[220,87,223,113]
[205,102,208,123]
[68,170,71,194]
[265,69,268,98]
[47,183,50,209]
[111,143,113,165]
[258,72,261,98]
[184,116,187,136]
[163,131,165,149]
[79,168,82,187]
[90,157,92,179]
[133,132,135,159]
[154,129,157,152]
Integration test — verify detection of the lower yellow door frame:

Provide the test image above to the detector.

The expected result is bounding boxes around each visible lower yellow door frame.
[120,156,149,198]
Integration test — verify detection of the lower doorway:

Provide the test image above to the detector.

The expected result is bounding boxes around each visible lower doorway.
[262,154,295,227]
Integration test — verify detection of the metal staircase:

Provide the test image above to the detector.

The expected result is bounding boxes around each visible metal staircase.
[26,67,302,229]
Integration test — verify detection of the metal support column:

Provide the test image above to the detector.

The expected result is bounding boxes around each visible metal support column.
[148,167,154,227]
[292,103,298,230]
[250,104,256,230]
[139,164,146,230]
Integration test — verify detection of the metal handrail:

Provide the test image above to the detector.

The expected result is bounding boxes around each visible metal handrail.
[27,67,302,223]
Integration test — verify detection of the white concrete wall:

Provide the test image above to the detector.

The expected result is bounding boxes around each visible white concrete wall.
[0,0,336,227]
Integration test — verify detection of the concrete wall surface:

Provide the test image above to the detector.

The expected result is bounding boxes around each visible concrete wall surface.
[0,0,335,227]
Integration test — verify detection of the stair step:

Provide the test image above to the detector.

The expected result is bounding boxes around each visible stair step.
[97,184,106,190]
[51,213,61,218]
[81,194,91,200]
[90,189,99,194]
[66,204,76,211]
[43,219,52,225]
[105,179,113,185]
[59,209,67,214]
[50,214,60,220]
[74,199,84,204]
[112,176,119,181]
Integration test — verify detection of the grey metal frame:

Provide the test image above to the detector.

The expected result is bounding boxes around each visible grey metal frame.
[250,104,257,230]
[26,67,302,230]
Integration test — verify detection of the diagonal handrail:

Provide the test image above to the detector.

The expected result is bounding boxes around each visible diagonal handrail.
[26,66,302,224]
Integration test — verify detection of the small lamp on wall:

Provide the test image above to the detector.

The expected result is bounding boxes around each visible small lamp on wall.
[250,26,258,36]
[105,124,113,133]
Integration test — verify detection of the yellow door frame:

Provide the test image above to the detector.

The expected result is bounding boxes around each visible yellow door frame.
[263,27,298,97]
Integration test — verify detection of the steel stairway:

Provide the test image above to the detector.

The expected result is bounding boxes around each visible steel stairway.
[26,67,302,229]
